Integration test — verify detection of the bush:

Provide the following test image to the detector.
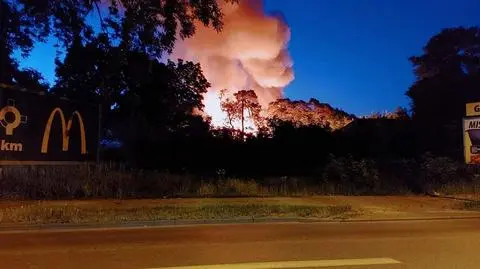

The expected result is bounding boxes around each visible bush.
[0,155,478,200]
[322,155,380,194]
[197,179,262,197]
[0,164,199,199]
[376,159,417,194]
[0,164,136,199]
[137,172,196,198]
[261,177,310,196]
[216,178,260,197]
[419,153,462,192]
[197,181,217,196]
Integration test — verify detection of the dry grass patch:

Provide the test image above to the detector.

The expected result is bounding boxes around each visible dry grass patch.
[0,202,352,225]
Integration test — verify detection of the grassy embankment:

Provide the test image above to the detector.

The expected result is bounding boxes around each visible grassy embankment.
[1,164,480,225]
[0,201,352,225]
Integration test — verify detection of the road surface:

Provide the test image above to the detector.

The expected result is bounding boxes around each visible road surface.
[1,219,480,269]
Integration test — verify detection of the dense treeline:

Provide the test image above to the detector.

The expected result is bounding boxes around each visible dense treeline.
[1,1,480,195]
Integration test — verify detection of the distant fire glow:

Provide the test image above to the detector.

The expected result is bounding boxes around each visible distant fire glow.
[172,0,294,130]
[203,91,258,132]
[203,92,225,127]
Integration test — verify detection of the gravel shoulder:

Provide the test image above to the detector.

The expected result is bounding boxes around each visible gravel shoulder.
[1,196,479,228]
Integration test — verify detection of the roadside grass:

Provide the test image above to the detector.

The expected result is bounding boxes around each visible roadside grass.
[0,163,445,200]
[0,164,371,199]
[462,200,480,211]
[0,202,353,225]
[4,163,480,200]
[436,182,480,199]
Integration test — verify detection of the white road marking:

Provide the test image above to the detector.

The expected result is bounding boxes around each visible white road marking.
[146,257,402,269]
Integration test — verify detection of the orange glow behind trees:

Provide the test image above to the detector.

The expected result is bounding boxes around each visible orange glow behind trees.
[220,89,263,136]
[171,0,294,130]
[267,98,355,130]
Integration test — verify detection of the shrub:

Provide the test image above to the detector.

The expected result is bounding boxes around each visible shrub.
[0,164,136,199]
[197,181,217,196]
[217,178,260,197]
[138,171,196,198]
[261,177,310,196]
[419,153,462,192]
[0,156,477,200]
[322,155,380,194]
[84,164,136,198]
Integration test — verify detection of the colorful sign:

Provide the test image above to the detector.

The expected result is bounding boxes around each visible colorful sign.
[466,102,480,117]
[464,117,480,164]
[0,87,99,164]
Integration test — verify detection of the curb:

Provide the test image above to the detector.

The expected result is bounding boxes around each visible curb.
[0,217,306,232]
[2,215,480,233]
[427,193,480,202]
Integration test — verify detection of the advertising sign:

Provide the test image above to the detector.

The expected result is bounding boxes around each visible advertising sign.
[466,102,480,117]
[0,87,99,164]
[464,117,480,164]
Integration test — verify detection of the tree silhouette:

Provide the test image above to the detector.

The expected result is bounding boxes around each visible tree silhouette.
[406,26,480,158]
[53,34,124,105]
[220,89,262,137]
[0,0,50,90]
[52,35,211,166]
[1,0,237,89]
[390,107,410,120]
[363,107,410,120]
[267,98,354,130]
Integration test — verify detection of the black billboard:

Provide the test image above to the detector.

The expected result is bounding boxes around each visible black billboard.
[0,87,99,164]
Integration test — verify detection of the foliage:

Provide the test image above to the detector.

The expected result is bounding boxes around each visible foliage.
[198,178,260,197]
[267,98,355,130]
[2,8,478,198]
[322,155,380,194]
[220,89,263,135]
[0,202,352,225]
[419,153,461,191]
[363,107,410,120]
[1,0,236,88]
[406,26,480,158]
[51,34,211,165]
[0,156,475,200]
[3,0,237,52]
[0,0,50,91]
[335,117,417,158]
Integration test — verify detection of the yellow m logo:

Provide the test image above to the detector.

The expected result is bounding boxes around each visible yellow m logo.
[41,108,87,154]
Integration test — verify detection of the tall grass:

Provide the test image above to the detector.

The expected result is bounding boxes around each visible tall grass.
[0,165,315,199]
[1,154,480,200]
[0,164,199,200]
[0,203,353,225]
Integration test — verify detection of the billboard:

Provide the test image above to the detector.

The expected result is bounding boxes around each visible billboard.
[464,117,480,164]
[466,102,480,117]
[0,87,99,164]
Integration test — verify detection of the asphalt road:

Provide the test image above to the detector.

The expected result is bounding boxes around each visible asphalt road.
[1,219,480,269]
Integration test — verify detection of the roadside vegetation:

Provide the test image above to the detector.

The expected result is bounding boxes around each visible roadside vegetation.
[1,154,480,200]
[2,1,480,225]
[1,159,478,225]
[0,202,352,225]
[462,200,480,211]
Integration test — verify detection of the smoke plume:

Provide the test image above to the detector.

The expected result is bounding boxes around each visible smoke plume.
[171,0,294,127]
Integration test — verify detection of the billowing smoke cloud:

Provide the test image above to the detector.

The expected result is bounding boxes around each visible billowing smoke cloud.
[171,0,294,126]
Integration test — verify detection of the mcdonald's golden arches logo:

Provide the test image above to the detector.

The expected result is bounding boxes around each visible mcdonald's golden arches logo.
[41,108,87,154]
